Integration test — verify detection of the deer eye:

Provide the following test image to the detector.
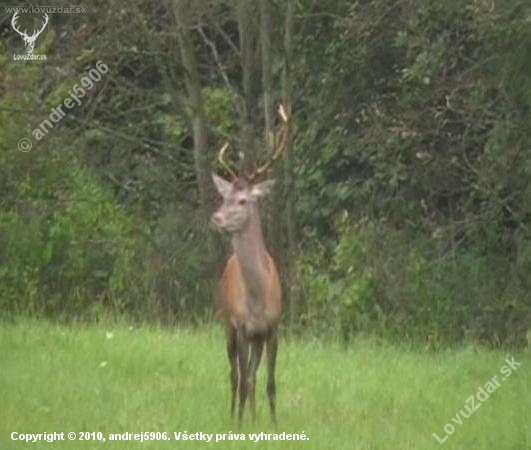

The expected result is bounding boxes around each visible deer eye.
[238,199,247,205]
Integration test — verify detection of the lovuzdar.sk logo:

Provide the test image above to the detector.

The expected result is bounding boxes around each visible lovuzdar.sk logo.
[11,11,49,60]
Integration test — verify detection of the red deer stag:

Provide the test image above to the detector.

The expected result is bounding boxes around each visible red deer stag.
[211,105,290,425]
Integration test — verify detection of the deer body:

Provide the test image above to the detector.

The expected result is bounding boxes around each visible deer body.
[220,206,281,335]
[212,175,282,424]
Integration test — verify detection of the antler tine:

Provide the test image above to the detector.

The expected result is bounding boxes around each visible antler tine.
[249,104,290,181]
[11,12,23,36]
[218,142,237,179]
[35,13,49,37]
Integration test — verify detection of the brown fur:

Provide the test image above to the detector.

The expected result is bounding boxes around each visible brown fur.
[212,173,282,424]
[218,251,282,425]
[219,253,282,336]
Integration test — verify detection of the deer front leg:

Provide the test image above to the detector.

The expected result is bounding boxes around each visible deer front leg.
[247,338,264,423]
[266,332,278,425]
[226,329,238,418]
[236,331,249,425]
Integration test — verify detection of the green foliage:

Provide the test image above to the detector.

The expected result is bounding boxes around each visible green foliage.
[109,204,216,324]
[299,219,531,346]
[0,150,214,323]
[154,113,187,143]
[203,87,239,136]
[0,156,134,318]
[2,0,531,347]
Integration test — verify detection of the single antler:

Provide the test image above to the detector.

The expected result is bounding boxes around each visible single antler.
[248,104,290,182]
[33,13,49,39]
[11,12,25,37]
[217,142,237,179]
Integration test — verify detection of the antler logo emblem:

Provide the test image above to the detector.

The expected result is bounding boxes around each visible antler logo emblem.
[11,12,49,54]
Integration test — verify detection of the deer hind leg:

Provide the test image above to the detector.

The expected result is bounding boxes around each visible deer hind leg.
[236,330,249,425]
[266,331,278,425]
[247,337,264,423]
[226,328,238,418]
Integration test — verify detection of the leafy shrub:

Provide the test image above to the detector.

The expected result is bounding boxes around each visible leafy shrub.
[298,219,531,346]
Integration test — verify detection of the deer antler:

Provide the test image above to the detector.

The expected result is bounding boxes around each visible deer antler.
[32,13,49,39]
[248,104,291,182]
[11,12,25,37]
[217,142,237,179]
[12,12,49,38]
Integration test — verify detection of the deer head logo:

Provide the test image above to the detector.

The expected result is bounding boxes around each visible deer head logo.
[11,12,49,54]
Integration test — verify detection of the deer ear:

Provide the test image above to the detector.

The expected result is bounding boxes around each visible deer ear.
[251,179,275,199]
[212,173,232,198]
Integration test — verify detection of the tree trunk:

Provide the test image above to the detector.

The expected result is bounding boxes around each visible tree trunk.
[282,0,299,327]
[259,0,284,318]
[236,0,261,172]
[174,1,212,230]
[260,0,274,153]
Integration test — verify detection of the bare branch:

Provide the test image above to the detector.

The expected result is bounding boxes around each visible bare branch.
[194,25,232,91]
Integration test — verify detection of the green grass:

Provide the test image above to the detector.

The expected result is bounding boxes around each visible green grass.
[0,320,529,450]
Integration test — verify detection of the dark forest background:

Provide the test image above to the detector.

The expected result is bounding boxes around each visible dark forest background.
[1,0,531,347]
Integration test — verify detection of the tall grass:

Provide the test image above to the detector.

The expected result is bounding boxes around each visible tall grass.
[0,320,529,449]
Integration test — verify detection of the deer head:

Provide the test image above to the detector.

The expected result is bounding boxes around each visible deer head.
[211,105,290,233]
[12,12,49,54]
[211,175,275,233]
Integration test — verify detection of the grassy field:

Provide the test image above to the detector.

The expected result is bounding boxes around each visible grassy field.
[0,320,529,450]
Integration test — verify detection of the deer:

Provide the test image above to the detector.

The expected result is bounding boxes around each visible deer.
[11,11,49,54]
[210,105,290,425]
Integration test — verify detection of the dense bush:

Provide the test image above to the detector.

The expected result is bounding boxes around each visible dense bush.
[0,151,214,323]
[1,0,531,346]
[298,218,531,346]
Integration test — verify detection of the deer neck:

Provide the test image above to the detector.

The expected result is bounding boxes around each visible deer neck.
[231,204,270,299]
